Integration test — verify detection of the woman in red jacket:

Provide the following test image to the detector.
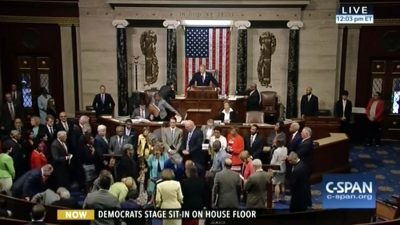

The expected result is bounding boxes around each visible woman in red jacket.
[365,92,385,146]
[30,142,48,169]
[226,127,244,168]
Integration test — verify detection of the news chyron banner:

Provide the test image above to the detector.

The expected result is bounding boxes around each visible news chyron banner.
[336,4,374,24]
[322,174,376,209]
[57,209,258,221]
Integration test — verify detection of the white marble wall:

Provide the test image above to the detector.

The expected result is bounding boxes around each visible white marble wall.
[79,0,117,112]
[126,27,167,92]
[344,28,360,105]
[247,28,289,106]
[298,0,339,115]
[60,26,76,117]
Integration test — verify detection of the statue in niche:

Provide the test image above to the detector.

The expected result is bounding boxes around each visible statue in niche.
[257,31,276,86]
[140,30,159,85]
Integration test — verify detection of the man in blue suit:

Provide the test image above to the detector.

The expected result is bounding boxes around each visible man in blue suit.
[288,122,302,153]
[180,120,205,173]
[92,85,115,116]
[12,164,53,201]
[187,64,219,90]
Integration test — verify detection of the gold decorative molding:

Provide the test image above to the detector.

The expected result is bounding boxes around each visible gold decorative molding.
[0,15,79,26]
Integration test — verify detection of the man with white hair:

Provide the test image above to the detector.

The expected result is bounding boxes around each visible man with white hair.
[52,187,78,208]
[94,124,109,172]
[180,120,205,170]
[296,127,313,169]
[287,152,311,212]
[244,159,273,208]
[288,122,302,153]
[51,131,72,188]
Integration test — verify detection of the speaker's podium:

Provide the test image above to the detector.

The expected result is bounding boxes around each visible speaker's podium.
[186,86,218,99]
[185,86,217,124]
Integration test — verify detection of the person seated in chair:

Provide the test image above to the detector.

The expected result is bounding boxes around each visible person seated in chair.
[219,101,239,123]
[132,100,159,121]
[187,64,219,90]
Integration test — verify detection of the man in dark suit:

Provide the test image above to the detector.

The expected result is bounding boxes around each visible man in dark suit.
[300,87,319,117]
[12,164,53,200]
[246,83,261,111]
[1,93,23,134]
[54,112,73,135]
[288,152,311,212]
[244,124,265,160]
[187,64,219,89]
[24,204,47,225]
[132,103,152,120]
[180,120,205,170]
[296,127,313,171]
[334,90,352,133]
[11,84,23,107]
[124,119,137,147]
[159,81,176,103]
[44,115,56,146]
[288,122,302,153]
[212,158,241,208]
[4,130,26,179]
[94,124,109,173]
[92,85,115,116]
[51,131,72,188]
[116,144,138,181]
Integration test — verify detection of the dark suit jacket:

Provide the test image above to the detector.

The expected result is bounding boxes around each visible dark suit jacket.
[244,133,264,159]
[116,155,138,181]
[1,102,23,132]
[92,93,115,115]
[218,111,239,123]
[94,135,109,172]
[188,72,219,87]
[44,126,57,145]
[12,169,47,198]
[132,107,151,119]
[288,132,302,153]
[50,139,70,187]
[289,160,312,211]
[334,99,352,122]
[4,138,25,179]
[159,85,176,103]
[300,94,319,116]
[181,177,208,209]
[296,138,313,170]
[247,90,261,111]
[180,128,205,167]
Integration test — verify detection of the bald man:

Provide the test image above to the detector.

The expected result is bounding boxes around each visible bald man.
[212,158,241,208]
[246,83,261,111]
[300,87,319,117]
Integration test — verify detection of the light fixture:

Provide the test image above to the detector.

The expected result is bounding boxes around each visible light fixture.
[181,20,233,27]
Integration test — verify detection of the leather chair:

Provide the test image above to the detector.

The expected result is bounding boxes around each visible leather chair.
[246,111,264,123]
[260,91,279,123]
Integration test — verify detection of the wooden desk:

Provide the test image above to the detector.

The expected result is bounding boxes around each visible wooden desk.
[303,116,341,140]
[171,97,247,124]
[311,133,350,183]
[186,108,212,124]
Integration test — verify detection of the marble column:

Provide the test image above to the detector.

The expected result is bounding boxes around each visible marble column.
[112,19,129,116]
[234,21,251,95]
[286,21,303,118]
[163,20,180,90]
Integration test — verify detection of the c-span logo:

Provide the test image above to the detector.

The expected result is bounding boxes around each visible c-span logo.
[322,174,376,209]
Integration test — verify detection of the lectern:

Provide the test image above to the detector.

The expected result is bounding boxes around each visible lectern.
[187,86,218,99]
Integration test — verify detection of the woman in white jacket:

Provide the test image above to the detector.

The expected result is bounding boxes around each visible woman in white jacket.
[270,139,288,202]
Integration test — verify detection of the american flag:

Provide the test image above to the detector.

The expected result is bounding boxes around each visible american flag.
[185,27,231,95]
